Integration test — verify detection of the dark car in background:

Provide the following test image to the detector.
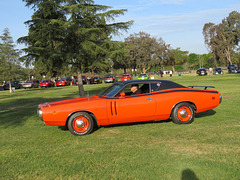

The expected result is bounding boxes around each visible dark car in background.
[213,68,223,75]
[22,80,39,88]
[72,75,87,85]
[104,75,116,83]
[197,68,207,76]
[227,64,240,73]
[39,80,54,88]
[89,77,102,84]
[3,81,22,90]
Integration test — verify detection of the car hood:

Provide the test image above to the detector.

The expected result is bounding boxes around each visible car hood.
[39,95,103,109]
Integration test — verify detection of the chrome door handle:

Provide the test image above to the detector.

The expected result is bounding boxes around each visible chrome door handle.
[147,97,151,100]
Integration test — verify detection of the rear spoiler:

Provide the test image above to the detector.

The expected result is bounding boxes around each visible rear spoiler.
[188,85,215,90]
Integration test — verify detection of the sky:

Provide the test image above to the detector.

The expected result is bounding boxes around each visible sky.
[1,0,240,54]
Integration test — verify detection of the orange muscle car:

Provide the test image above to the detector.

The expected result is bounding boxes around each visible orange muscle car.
[38,80,222,136]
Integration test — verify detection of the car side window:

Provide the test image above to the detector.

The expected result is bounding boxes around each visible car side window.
[118,84,132,96]
[139,83,150,94]
[150,82,162,92]
[116,83,150,96]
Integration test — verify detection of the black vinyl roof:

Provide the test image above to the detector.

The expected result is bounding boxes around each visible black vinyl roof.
[116,79,186,89]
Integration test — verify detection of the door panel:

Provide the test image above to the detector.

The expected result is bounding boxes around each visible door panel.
[107,95,156,124]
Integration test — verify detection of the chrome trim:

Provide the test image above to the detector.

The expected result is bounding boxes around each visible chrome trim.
[180,110,187,118]
[76,120,85,128]
[37,108,43,121]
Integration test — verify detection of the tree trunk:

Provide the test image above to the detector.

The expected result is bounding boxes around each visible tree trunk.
[77,67,85,97]
[124,67,127,74]
[142,67,150,73]
[9,80,12,93]
[225,47,233,65]
[91,70,94,77]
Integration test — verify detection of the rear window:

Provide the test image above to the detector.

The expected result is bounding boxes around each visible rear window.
[150,81,186,92]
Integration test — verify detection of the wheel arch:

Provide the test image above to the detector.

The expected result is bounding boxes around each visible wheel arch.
[171,101,197,117]
[65,110,98,127]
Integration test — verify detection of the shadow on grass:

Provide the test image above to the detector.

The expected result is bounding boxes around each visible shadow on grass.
[57,110,218,134]
[101,119,172,129]
[0,97,59,128]
[195,109,216,118]
[181,169,199,180]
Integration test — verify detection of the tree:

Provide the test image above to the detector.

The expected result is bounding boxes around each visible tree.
[188,53,199,69]
[20,0,133,96]
[63,0,133,96]
[0,28,21,93]
[167,48,189,72]
[18,0,67,78]
[203,11,240,65]
[110,42,131,73]
[125,32,169,73]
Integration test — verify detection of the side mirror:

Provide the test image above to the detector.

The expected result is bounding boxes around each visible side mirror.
[120,92,125,98]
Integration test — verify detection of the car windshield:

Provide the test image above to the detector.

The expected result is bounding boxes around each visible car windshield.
[106,75,113,78]
[139,74,147,77]
[99,83,124,97]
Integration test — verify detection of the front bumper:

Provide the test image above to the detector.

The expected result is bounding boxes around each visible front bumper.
[37,103,51,121]
[37,108,43,121]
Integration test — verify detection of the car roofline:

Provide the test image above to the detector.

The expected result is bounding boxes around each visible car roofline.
[116,79,173,84]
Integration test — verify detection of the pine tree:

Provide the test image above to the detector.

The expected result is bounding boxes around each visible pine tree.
[63,0,133,96]
[0,28,21,93]
[20,0,133,96]
[18,0,67,77]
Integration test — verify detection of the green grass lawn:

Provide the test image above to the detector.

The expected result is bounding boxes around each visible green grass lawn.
[0,74,240,179]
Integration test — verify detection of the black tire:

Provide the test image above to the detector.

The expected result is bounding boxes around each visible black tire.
[67,112,94,136]
[171,103,195,124]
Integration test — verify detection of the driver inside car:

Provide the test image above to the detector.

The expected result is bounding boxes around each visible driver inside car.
[131,84,142,95]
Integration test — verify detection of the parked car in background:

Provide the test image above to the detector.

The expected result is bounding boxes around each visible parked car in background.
[121,74,132,81]
[66,76,74,85]
[72,75,87,85]
[104,75,116,83]
[197,68,207,76]
[89,77,102,84]
[22,80,39,88]
[138,73,149,80]
[227,64,240,73]
[213,68,223,75]
[19,81,25,86]
[39,80,54,88]
[56,78,70,87]
[3,81,22,90]
[38,79,222,136]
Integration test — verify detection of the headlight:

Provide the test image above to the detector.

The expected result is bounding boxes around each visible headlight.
[38,109,43,120]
